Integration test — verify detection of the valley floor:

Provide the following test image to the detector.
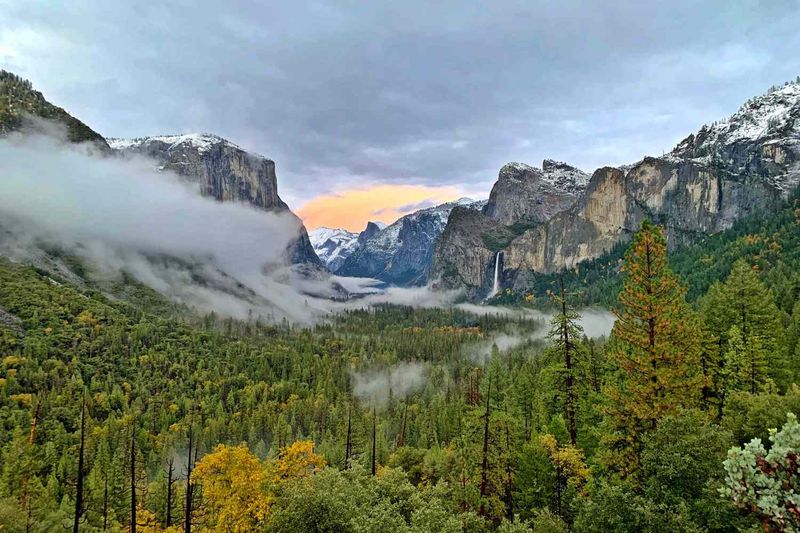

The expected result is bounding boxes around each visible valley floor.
[2,196,800,531]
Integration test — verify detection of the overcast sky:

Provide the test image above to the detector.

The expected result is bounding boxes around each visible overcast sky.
[2,1,800,227]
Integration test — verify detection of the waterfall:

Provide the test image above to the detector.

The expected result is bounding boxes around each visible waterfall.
[489,251,503,298]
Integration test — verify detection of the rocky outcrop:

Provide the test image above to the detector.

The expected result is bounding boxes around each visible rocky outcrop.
[484,160,589,225]
[434,80,800,298]
[358,222,383,244]
[108,134,288,209]
[109,134,321,266]
[309,227,359,271]
[430,206,501,296]
[0,304,22,333]
[337,198,484,285]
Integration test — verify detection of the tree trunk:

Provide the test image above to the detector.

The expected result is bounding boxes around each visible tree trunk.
[345,407,352,469]
[73,397,86,533]
[589,342,601,393]
[479,376,492,517]
[131,432,137,533]
[103,476,108,531]
[371,407,377,476]
[504,425,513,521]
[645,239,658,430]
[398,403,408,448]
[560,277,577,446]
[166,457,174,527]
[184,425,194,533]
[29,401,40,446]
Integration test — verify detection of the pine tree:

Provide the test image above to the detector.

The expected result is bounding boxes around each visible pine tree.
[722,260,784,381]
[724,326,769,394]
[788,301,800,383]
[479,375,492,518]
[73,396,87,533]
[698,282,729,416]
[601,220,702,478]
[547,277,584,446]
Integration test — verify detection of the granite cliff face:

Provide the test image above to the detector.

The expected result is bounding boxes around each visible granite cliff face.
[433,80,800,298]
[309,227,359,271]
[108,134,321,265]
[358,221,384,244]
[336,198,484,285]
[430,160,588,295]
[484,160,589,225]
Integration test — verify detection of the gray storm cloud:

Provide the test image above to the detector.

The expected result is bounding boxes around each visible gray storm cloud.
[3,2,799,204]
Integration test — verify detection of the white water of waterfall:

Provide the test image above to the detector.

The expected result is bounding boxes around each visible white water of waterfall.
[489,251,502,298]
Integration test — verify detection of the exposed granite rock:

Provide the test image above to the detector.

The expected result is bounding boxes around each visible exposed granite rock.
[434,80,800,298]
[108,134,288,210]
[358,221,383,244]
[502,160,777,276]
[483,161,589,225]
[108,134,321,266]
[337,199,484,286]
[0,304,22,333]
[429,206,501,296]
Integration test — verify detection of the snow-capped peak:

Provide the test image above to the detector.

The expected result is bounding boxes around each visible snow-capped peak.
[107,133,243,155]
[672,79,800,156]
[309,227,359,272]
[356,198,486,254]
[500,160,589,195]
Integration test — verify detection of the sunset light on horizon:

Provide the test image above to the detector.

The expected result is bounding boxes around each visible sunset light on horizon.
[297,184,465,232]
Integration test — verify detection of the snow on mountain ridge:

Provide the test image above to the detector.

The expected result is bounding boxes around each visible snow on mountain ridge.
[666,78,800,194]
[671,79,800,156]
[334,198,486,284]
[309,227,359,272]
[107,133,250,156]
[357,198,484,256]
[501,160,590,195]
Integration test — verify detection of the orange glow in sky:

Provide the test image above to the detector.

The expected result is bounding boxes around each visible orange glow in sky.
[297,184,463,232]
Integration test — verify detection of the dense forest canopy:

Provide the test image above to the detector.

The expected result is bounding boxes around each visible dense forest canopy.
[2,195,800,532]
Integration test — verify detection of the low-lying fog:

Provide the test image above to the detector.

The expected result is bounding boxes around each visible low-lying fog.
[0,131,617,335]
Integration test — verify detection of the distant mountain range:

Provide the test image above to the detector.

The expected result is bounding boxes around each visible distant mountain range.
[311,198,485,286]
[3,68,800,303]
[432,78,800,298]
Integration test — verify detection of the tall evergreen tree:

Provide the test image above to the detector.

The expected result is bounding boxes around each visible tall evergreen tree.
[601,220,702,478]
[724,326,770,394]
[547,277,584,446]
[722,260,785,384]
[73,395,86,533]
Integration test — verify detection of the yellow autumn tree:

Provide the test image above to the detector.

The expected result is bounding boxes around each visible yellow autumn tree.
[539,434,590,519]
[191,444,271,532]
[136,505,166,533]
[270,440,326,482]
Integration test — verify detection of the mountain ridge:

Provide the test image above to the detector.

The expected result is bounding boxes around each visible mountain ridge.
[335,198,485,285]
[432,78,800,298]
[0,69,109,149]
[106,133,320,265]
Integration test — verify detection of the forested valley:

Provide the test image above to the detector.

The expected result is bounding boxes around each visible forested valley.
[2,195,800,532]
